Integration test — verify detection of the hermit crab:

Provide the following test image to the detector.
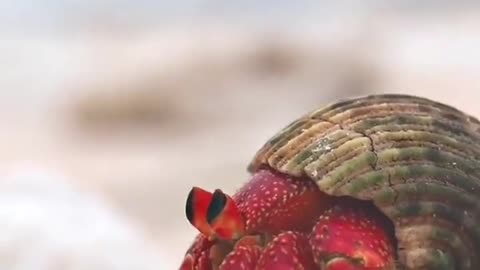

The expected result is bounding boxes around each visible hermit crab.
[180,94,480,270]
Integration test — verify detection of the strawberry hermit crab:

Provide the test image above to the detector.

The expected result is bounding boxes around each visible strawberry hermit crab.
[180,94,480,270]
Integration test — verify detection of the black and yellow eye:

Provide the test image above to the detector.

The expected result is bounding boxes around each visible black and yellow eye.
[207,189,227,225]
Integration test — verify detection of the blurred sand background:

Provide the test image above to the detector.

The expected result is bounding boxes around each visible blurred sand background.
[1,1,480,269]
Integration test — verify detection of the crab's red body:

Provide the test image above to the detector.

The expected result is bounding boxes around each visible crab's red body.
[181,167,395,270]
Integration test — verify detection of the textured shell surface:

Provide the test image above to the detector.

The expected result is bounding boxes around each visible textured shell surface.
[248,94,480,270]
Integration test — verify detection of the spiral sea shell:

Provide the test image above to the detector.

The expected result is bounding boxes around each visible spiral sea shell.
[248,94,480,269]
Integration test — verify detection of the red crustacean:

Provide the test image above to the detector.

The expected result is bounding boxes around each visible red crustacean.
[181,168,395,270]
[180,94,480,270]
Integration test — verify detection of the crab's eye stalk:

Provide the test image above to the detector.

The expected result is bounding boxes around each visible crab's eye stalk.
[185,187,215,237]
[207,189,245,240]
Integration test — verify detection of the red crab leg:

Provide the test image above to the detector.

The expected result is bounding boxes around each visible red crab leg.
[218,239,262,270]
[309,202,395,270]
[256,231,316,270]
[180,234,214,270]
[232,168,333,235]
[218,232,317,270]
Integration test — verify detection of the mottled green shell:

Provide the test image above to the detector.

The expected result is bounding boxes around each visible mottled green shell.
[248,94,480,270]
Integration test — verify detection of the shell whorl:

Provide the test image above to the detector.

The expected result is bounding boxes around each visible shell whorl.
[248,94,480,270]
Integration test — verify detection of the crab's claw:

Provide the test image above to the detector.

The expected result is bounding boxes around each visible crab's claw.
[207,189,246,240]
[309,202,395,270]
[186,187,215,237]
